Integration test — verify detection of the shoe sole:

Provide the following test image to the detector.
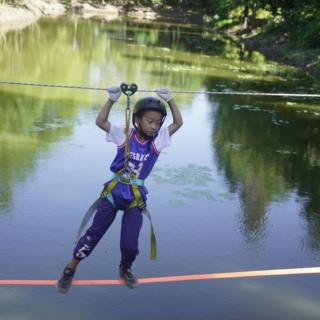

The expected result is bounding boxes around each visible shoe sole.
[119,275,139,289]
[56,280,72,294]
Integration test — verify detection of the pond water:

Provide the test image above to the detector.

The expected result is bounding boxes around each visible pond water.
[1,16,320,320]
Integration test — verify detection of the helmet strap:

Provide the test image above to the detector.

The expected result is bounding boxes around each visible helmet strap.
[132,113,166,141]
[133,122,156,141]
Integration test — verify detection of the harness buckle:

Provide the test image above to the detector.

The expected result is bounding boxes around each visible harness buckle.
[118,176,131,184]
[138,202,146,210]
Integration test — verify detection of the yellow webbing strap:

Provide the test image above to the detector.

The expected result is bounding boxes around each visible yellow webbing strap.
[100,179,117,199]
[142,208,157,260]
[131,184,145,208]
[131,185,157,260]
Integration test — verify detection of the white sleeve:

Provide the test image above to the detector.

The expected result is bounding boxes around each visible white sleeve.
[106,124,125,146]
[153,127,171,152]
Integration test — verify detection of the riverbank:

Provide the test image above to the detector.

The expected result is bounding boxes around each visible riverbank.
[0,0,65,29]
[0,0,203,26]
[233,28,320,80]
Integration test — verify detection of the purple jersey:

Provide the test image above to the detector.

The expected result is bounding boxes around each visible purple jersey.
[105,124,171,203]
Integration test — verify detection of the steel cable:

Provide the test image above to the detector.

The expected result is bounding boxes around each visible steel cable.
[1,80,320,98]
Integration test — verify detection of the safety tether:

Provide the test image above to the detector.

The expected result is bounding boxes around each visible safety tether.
[120,83,138,171]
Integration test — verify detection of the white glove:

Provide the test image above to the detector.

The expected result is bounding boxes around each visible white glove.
[107,86,122,102]
[156,87,173,102]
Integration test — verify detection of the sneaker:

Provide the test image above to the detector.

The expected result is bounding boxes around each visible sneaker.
[56,265,75,294]
[119,266,139,289]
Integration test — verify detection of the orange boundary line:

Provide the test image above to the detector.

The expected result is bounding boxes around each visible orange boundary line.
[0,267,320,286]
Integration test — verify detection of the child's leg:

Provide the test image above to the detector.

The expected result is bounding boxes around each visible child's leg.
[57,198,118,293]
[119,207,143,270]
[73,198,118,262]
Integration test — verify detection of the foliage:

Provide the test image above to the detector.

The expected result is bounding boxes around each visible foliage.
[205,0,319,48]
[136,0,319,48]
[4,0,319,48]
[105,0,320,48]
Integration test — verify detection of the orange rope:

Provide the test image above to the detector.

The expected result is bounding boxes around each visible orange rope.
[1,267,320,286]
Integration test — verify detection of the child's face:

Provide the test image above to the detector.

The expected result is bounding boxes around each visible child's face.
[137,110,163,138]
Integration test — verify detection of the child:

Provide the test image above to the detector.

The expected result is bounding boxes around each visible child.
[57,86,183,293]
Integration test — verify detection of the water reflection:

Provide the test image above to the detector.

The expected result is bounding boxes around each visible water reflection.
[0,90,78,212]
[3,16,316,98]
[152,164,216,206]
[210,91,320,247]
[1,16,320,252]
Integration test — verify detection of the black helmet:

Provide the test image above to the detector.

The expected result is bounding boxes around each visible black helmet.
[132,97,167,140]
[133,97,167,118]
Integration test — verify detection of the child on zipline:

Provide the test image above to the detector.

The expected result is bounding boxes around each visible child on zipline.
[57,86,183,293]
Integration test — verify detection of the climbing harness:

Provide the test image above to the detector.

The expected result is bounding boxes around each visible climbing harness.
[75,83,157,260]
[1,80,320,98]
[99,172,157,260]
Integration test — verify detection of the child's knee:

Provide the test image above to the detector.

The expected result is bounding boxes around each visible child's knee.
[74,235,98,259]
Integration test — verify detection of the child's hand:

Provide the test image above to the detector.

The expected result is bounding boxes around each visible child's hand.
[156,88,173,102]
[107,86,122,102]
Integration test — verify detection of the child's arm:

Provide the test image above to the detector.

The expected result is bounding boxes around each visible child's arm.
[96,87,122,133]
[157,88,183,136]
[96,99,114,133]
[167,99,183,136]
